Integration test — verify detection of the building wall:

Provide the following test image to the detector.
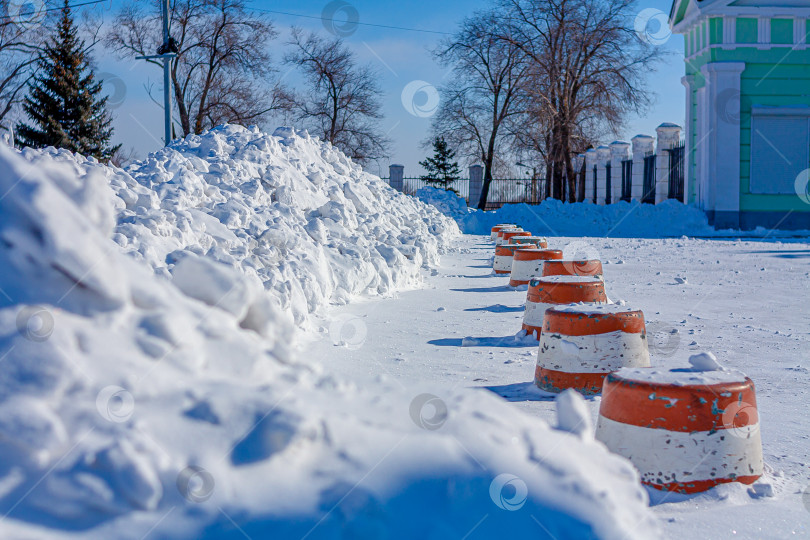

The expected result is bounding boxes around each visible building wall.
[679,11,810,228]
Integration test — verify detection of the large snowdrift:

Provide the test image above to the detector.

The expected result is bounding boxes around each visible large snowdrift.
[0,127,657,538]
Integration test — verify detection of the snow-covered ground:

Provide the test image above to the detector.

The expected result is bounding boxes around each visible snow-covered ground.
[305,232,810,539]
[0,128,667,539]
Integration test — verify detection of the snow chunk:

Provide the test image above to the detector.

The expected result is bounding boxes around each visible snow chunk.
[688,351,724,371]
[555,389,593,441]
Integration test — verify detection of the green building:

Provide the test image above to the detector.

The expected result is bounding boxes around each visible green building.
[669,0,810,229]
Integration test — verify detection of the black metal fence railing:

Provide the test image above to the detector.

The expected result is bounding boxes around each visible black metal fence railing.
[482,178,546,210]
[642,153,656,204]
[605,162,612,205]
[666,142,685,203]
[400,178,470,200]
[621,159,633,202]
[592,165,597,203]
[386,177,547,210]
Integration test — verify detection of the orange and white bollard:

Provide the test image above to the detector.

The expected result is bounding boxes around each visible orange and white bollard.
[490,224,517,241]
[534,304,650,395]
[510,236,549,249]
[493,243,525,274]
[522,276,607,338]
[542,259,603,280]
[495,228,522,246]
[595,362,763,494]
[501,230,532,245]
[509,248,563,287]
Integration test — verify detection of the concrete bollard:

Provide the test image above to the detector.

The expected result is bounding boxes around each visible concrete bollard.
[501,230,531,244]
[495,228,524,246]
[490,224,517,241]
[535,304,651,395]
[509,248,563,287]
[542,260,604,280]
[595,360,763,494]
[509,236,548,249]
[493,243,525,274]
[521,276,608,339]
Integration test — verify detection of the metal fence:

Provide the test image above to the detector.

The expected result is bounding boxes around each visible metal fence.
[401,178,470,200]
[605,162,612,204]
[621,159,633,202]
[666,141,685,202]
[387,177,547,210]
[642,153,657,204]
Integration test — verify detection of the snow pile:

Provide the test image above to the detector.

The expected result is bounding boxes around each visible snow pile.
[0,132,658,538]
[454,198,715,237]
[418,194,810,238]
[32,124,460,330]
[415,186,470,221]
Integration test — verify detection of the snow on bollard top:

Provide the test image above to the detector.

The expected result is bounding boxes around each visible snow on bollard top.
[611,353,748,387]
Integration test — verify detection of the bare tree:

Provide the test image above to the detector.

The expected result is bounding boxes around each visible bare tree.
[502,0,662,201]
[430,11,531,209]
[106,0,286,137]
[0,9,48,130]
[284,28,388,165]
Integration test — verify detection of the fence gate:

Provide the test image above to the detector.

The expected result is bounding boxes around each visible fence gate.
[666,142,685,202]
[621,159,632,201]
[642,153,656,204]
[605,162,612,204]
[592,165,597,203]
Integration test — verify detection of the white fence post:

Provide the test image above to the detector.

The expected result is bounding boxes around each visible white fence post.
[655,123,682,204]
[389,164,404,192]
[609,141,630,203]
[631,135,654,202]
[596,146,610,205]
[469,164,483,208]
[585,148,597,203]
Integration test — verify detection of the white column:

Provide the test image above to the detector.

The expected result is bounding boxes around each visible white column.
[596,146,610,205]
[389,164,404,192]
[585,148,597,203]
[468,165,483,208]
[577,153,586,202]
[631,135,654,202]
[681,75,696,205]
[609,141,630,203]
[701,62,745,228]
[655,123,682,204]
[696,85,710,210]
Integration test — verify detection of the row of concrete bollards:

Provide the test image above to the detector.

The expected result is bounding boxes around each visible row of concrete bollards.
[488,224,763,495]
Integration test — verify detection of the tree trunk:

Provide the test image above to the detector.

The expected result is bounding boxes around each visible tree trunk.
[477,155,495,210]
[477,134,498,210]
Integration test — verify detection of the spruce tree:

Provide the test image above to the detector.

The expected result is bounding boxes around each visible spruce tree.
[419,136,461,191]
[16,0,119,161]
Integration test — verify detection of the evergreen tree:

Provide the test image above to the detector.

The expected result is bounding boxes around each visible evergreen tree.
[16,0,119,161]
[419,136,461,191]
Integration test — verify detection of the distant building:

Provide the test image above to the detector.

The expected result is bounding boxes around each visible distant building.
[669,0,810,229]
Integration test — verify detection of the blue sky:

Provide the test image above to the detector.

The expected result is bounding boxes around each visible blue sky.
[89,0,684,177]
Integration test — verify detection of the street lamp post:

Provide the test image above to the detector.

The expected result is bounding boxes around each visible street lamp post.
[136,0,177,146]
